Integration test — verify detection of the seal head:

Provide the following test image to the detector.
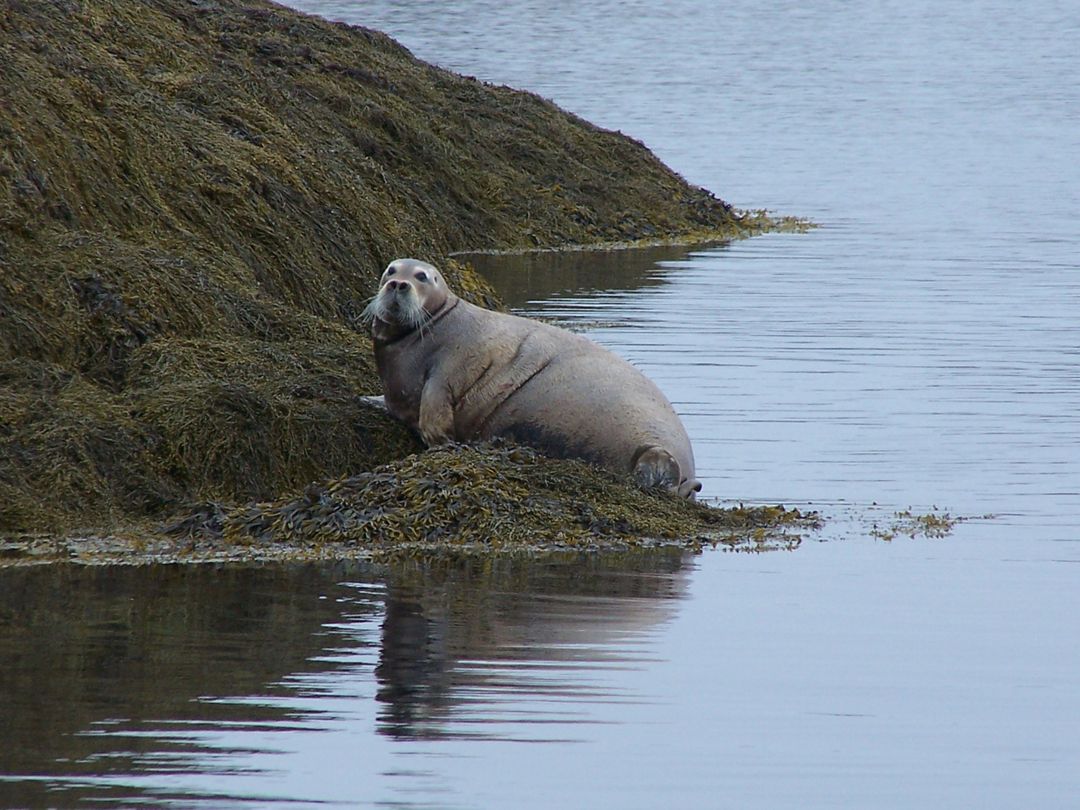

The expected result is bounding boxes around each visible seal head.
[363,258,449,343]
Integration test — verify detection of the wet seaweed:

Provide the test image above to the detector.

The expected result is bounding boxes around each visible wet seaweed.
[164,442,818,556]
[868,508,971,541]
[1,0,801,546]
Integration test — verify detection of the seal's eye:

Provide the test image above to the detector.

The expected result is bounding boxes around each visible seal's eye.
[415,271,428,282]
[386,267,396,276]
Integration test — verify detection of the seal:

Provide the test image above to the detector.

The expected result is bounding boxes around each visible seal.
[364,258,701,498]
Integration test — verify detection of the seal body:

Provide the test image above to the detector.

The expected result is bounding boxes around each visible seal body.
[366,259,701,497]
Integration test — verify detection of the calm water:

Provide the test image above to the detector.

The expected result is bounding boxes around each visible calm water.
[3,1,1079,807]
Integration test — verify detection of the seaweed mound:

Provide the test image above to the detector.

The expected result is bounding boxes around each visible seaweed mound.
[167,443,816,557]
[1,0,750,537]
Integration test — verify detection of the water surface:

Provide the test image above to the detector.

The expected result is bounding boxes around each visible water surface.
[3,1,1079,807]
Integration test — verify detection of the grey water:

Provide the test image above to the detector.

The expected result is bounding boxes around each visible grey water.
[3,1,1079,807]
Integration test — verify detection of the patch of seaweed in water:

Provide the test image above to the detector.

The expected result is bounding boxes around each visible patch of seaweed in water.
[1,0,801,541]
[869,508,971,541]
[168,443,817,554]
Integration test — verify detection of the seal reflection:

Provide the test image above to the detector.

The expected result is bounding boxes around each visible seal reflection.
[372,551,692,741]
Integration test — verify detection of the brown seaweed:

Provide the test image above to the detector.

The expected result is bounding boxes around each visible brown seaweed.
[1,0,803,549]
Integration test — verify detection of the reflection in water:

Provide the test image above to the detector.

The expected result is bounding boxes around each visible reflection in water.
[373,552,689,742]
[376,584,451,738]
[463,243,711,310]
[0,551,691,805]
[0,562,377,807]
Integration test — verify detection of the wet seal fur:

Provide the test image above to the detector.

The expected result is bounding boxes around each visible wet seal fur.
[365,258,701,497]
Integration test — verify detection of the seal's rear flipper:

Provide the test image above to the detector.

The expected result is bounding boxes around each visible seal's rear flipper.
[681,478,703,500]
[632,446,680,491]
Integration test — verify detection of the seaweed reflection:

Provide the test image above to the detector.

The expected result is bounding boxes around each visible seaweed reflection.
[0,550,693,804]
[0,561,380,806]
[466,243,709,311]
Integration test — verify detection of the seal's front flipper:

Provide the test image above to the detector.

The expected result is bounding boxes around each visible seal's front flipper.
[419,377,454,445]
